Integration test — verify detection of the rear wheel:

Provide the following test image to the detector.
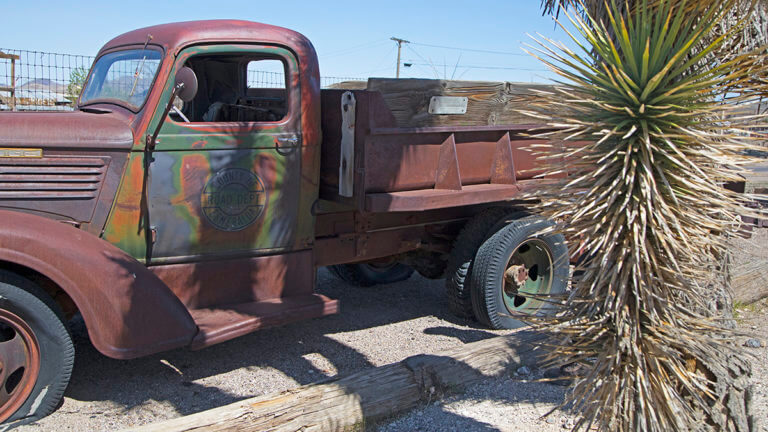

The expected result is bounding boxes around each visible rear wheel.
[0,271,73,426]
[470,216,569,329]
[328,260,414,287]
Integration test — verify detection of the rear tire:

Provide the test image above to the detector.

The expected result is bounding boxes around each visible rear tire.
[328,262,414,287]
[445,208,522,319]
[470,216,569,329]
[0,270,74,426]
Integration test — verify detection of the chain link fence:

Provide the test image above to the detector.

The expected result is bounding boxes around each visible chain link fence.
[0,49,93,110]
[0,48,363,111]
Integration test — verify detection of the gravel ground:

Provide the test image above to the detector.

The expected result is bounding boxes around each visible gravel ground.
[15,232,768,432]
[375,298,768,432]
[17,268,517,431]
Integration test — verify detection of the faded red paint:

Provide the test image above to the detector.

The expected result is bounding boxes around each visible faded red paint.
[0,211,196,359]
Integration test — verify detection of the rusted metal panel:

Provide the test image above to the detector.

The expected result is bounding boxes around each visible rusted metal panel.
[434,134,462,190]
[0,156,107,211]
[365,182,539,213]
[314,206,489,266]
[0,111,134,149]
[362,131,541,194]
[150,250,316,310]
[314,226,423,267]
[319,87,546,213]
[0,152,128,233]
[0,210,197,359]
[190,293,337,349]
[490,132,517,184]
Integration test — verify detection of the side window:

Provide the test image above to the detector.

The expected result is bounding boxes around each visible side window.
[171,54,289,124]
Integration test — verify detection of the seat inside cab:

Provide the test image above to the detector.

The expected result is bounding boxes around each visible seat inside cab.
[171,54,288,123]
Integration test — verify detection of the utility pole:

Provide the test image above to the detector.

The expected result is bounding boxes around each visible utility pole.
[390,37,410,78]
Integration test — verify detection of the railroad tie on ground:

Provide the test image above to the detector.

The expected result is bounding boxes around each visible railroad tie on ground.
[129,330,547,432]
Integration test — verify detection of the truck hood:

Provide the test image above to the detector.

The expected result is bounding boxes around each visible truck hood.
[0,111,134,150]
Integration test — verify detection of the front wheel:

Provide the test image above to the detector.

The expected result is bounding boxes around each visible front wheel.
[470,216,569,329]
[328,261,414,287]
[0,271,74,426]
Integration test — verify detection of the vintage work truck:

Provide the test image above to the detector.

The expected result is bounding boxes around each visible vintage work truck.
[0,20,568,425]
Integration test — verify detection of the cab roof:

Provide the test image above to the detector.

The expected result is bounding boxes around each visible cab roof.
[99,19,316,59]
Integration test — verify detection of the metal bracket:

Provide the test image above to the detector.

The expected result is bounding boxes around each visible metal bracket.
[339,91,356,197]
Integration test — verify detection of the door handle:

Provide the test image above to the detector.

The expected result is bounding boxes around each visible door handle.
[276,136,299,145]
[274,135,300,156]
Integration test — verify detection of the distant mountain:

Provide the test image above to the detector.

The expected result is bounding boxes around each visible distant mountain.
[18,78,67,94]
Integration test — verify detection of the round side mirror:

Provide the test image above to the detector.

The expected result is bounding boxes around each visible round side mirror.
[175,66,198,102]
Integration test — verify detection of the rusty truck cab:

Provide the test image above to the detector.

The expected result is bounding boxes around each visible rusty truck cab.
[89,21,337,349]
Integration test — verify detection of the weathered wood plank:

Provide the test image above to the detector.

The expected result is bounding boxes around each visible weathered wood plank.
[130,331,546,432]
[366,78,553,128]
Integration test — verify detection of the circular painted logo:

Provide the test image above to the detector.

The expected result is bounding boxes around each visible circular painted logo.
[201,168,267,232]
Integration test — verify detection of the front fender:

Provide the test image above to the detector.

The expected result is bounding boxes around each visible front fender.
[0,210,197,359]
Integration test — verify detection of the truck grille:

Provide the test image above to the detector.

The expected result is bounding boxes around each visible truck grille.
[0,157,108,200]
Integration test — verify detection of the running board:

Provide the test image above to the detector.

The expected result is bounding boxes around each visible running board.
[189,294,339,350]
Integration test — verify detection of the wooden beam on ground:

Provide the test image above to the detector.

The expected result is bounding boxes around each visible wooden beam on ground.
[130,330,546,432]
[733,260,768,305]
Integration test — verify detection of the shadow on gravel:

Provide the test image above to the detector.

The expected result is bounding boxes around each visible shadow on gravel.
[423,326,500,344]
[62,268,498,418]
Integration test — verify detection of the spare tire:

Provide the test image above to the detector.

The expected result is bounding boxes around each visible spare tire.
[445,208,522,319]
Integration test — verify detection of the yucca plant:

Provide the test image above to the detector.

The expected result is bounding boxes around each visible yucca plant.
[520,1,765,431]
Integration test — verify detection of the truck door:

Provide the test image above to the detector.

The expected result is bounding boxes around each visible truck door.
[147,44,308,262]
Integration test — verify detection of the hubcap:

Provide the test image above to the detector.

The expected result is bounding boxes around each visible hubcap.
[0,310,40,423]
[502,238,554,314]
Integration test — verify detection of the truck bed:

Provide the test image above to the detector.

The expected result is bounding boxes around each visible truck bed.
[319,89,550,213]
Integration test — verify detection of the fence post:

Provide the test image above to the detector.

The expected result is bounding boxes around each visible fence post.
[0,51,20,111]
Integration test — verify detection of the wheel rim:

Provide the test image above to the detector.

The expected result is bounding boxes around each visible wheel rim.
[0,310,41,423]
[502,238,554,315]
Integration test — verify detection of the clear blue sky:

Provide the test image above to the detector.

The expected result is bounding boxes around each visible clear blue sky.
[2,1,577,83]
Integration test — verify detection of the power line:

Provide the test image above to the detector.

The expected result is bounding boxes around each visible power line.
[410,42,528,56]
[403,62,549,72]
[406,46,440,78]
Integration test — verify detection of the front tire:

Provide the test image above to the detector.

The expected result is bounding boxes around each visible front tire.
[470,216,569,329]
[0,271,74,426]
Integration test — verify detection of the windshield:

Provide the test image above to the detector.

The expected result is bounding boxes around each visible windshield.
[80,48,163,110]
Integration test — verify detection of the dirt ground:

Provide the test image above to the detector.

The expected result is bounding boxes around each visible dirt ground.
[15,232,768,432]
